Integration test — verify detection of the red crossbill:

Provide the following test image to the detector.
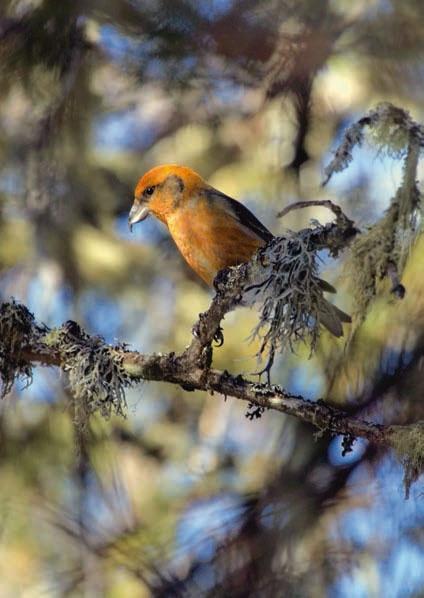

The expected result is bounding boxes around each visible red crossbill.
[129,164,350,336]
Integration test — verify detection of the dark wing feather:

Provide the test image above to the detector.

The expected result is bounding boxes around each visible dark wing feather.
[207,188,274,243]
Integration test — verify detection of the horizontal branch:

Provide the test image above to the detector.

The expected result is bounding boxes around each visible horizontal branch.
[4,306,419,497]
[13,324,395,447]
[109,354,393,445]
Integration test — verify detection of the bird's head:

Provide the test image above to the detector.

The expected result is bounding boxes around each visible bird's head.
[129,164,205,229]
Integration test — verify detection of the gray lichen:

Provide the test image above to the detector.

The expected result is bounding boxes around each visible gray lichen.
[326,103,422,324]
[247,232,323,364]
[389,422,424,498]
[0,302,133,420]
[324,102,424,185]
[347,202,401,317]
[0,300,43,397]
[52,321,132,420]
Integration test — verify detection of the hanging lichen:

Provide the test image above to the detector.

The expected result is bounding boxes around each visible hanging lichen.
[389,422,424,498]
[326,103,423,325]
[0,300,43,398]
[0,302,134,420]
[55,321,131,420]
[249,233,321,357]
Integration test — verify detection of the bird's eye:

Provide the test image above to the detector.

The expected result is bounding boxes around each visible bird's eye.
[144,186,155,197]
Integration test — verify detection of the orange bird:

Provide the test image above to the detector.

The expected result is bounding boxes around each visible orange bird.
[129,164,350,336]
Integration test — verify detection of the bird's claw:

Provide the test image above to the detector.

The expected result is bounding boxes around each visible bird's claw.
[213,326,224,347]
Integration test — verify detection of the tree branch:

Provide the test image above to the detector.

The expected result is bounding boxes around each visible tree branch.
[0,297,413,452]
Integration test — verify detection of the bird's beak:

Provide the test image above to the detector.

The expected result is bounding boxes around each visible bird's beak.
[128,200,149,231]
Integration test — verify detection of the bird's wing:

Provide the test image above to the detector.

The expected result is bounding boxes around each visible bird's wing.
[206,188,274,244]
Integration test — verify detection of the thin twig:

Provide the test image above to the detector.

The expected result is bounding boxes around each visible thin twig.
[277,199,347,220]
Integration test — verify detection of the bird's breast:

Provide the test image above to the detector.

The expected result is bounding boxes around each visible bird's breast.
[167,201,265,285]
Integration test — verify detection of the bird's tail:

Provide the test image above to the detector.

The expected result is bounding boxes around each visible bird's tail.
[318,298,351,338]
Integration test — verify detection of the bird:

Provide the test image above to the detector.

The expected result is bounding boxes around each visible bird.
[128,164,351,337]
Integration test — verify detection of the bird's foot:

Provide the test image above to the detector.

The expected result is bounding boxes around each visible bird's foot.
[213,326,224,347]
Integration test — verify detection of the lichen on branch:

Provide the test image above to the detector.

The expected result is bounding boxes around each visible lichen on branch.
[0,300,43,398]
[328,105,423,323]
[388,422,424,498]
[248,233,324,357]
[323,102,424,185]
[0,305,134,418]
[52,321,132,419]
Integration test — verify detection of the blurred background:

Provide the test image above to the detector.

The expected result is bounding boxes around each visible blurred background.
[0,0,424,596]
